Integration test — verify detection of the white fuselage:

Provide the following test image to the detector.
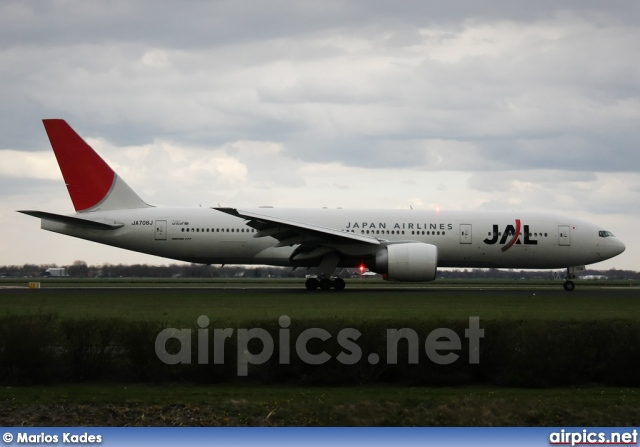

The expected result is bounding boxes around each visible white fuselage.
[41,207,626,270]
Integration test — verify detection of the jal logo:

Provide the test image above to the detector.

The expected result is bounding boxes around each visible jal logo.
[483,219,538,252]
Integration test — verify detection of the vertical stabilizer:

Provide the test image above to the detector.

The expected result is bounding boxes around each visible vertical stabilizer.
[42,119,151,212]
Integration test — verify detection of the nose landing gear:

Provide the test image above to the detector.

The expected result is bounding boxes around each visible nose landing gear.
[563,266,578,291]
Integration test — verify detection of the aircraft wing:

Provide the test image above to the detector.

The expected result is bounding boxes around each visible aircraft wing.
[213,207,380,248]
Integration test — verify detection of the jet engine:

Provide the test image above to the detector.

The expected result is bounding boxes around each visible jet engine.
[372,242,438,282]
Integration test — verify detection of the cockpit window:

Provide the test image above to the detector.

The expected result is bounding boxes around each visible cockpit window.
[599,231,615,238]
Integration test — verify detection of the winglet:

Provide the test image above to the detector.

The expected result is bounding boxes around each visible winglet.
[42,119,151,212]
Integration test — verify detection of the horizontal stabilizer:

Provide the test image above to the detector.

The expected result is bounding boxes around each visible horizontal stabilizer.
[18,210,124,230]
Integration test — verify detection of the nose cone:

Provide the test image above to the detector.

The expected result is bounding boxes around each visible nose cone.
[612,238,626,256]
[601,237,626,260]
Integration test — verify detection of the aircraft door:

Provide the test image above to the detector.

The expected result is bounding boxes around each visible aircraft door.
[155,220,167,240]
[460,224,472,244]
[558,225,570,246]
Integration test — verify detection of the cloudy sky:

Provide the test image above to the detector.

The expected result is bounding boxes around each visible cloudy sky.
[1,0,638,270]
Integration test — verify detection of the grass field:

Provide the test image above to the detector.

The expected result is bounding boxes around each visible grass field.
[1,384,639,426]
[1,279,640,325]
[1,278,639,426]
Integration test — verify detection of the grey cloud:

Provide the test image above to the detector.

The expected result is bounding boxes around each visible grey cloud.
[468,170,640,219]
[467,170,598,192]
[2,1,639,50]
[0,177,61,197]
[2,0,640,175]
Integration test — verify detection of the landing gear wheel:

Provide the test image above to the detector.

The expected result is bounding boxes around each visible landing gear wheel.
[305,278,319,290]
[563,280,575,291]
[333,278,346,290]
[319,278,332,290]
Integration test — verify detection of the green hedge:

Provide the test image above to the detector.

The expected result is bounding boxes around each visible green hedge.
[1,315,639,386]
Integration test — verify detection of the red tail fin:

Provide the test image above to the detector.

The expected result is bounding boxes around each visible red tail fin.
[42,119,150,212]
[43,119,115,212]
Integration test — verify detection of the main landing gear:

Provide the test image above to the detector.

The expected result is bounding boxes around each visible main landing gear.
[304,252,345,290]
[305,276,346,291]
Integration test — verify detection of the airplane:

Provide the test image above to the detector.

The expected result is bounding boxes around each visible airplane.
[19,119,625,291]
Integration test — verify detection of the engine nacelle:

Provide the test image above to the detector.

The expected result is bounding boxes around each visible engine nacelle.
[373,242,438,282]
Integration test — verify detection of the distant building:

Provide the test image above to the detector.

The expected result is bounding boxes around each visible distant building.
[44,267,69,277]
